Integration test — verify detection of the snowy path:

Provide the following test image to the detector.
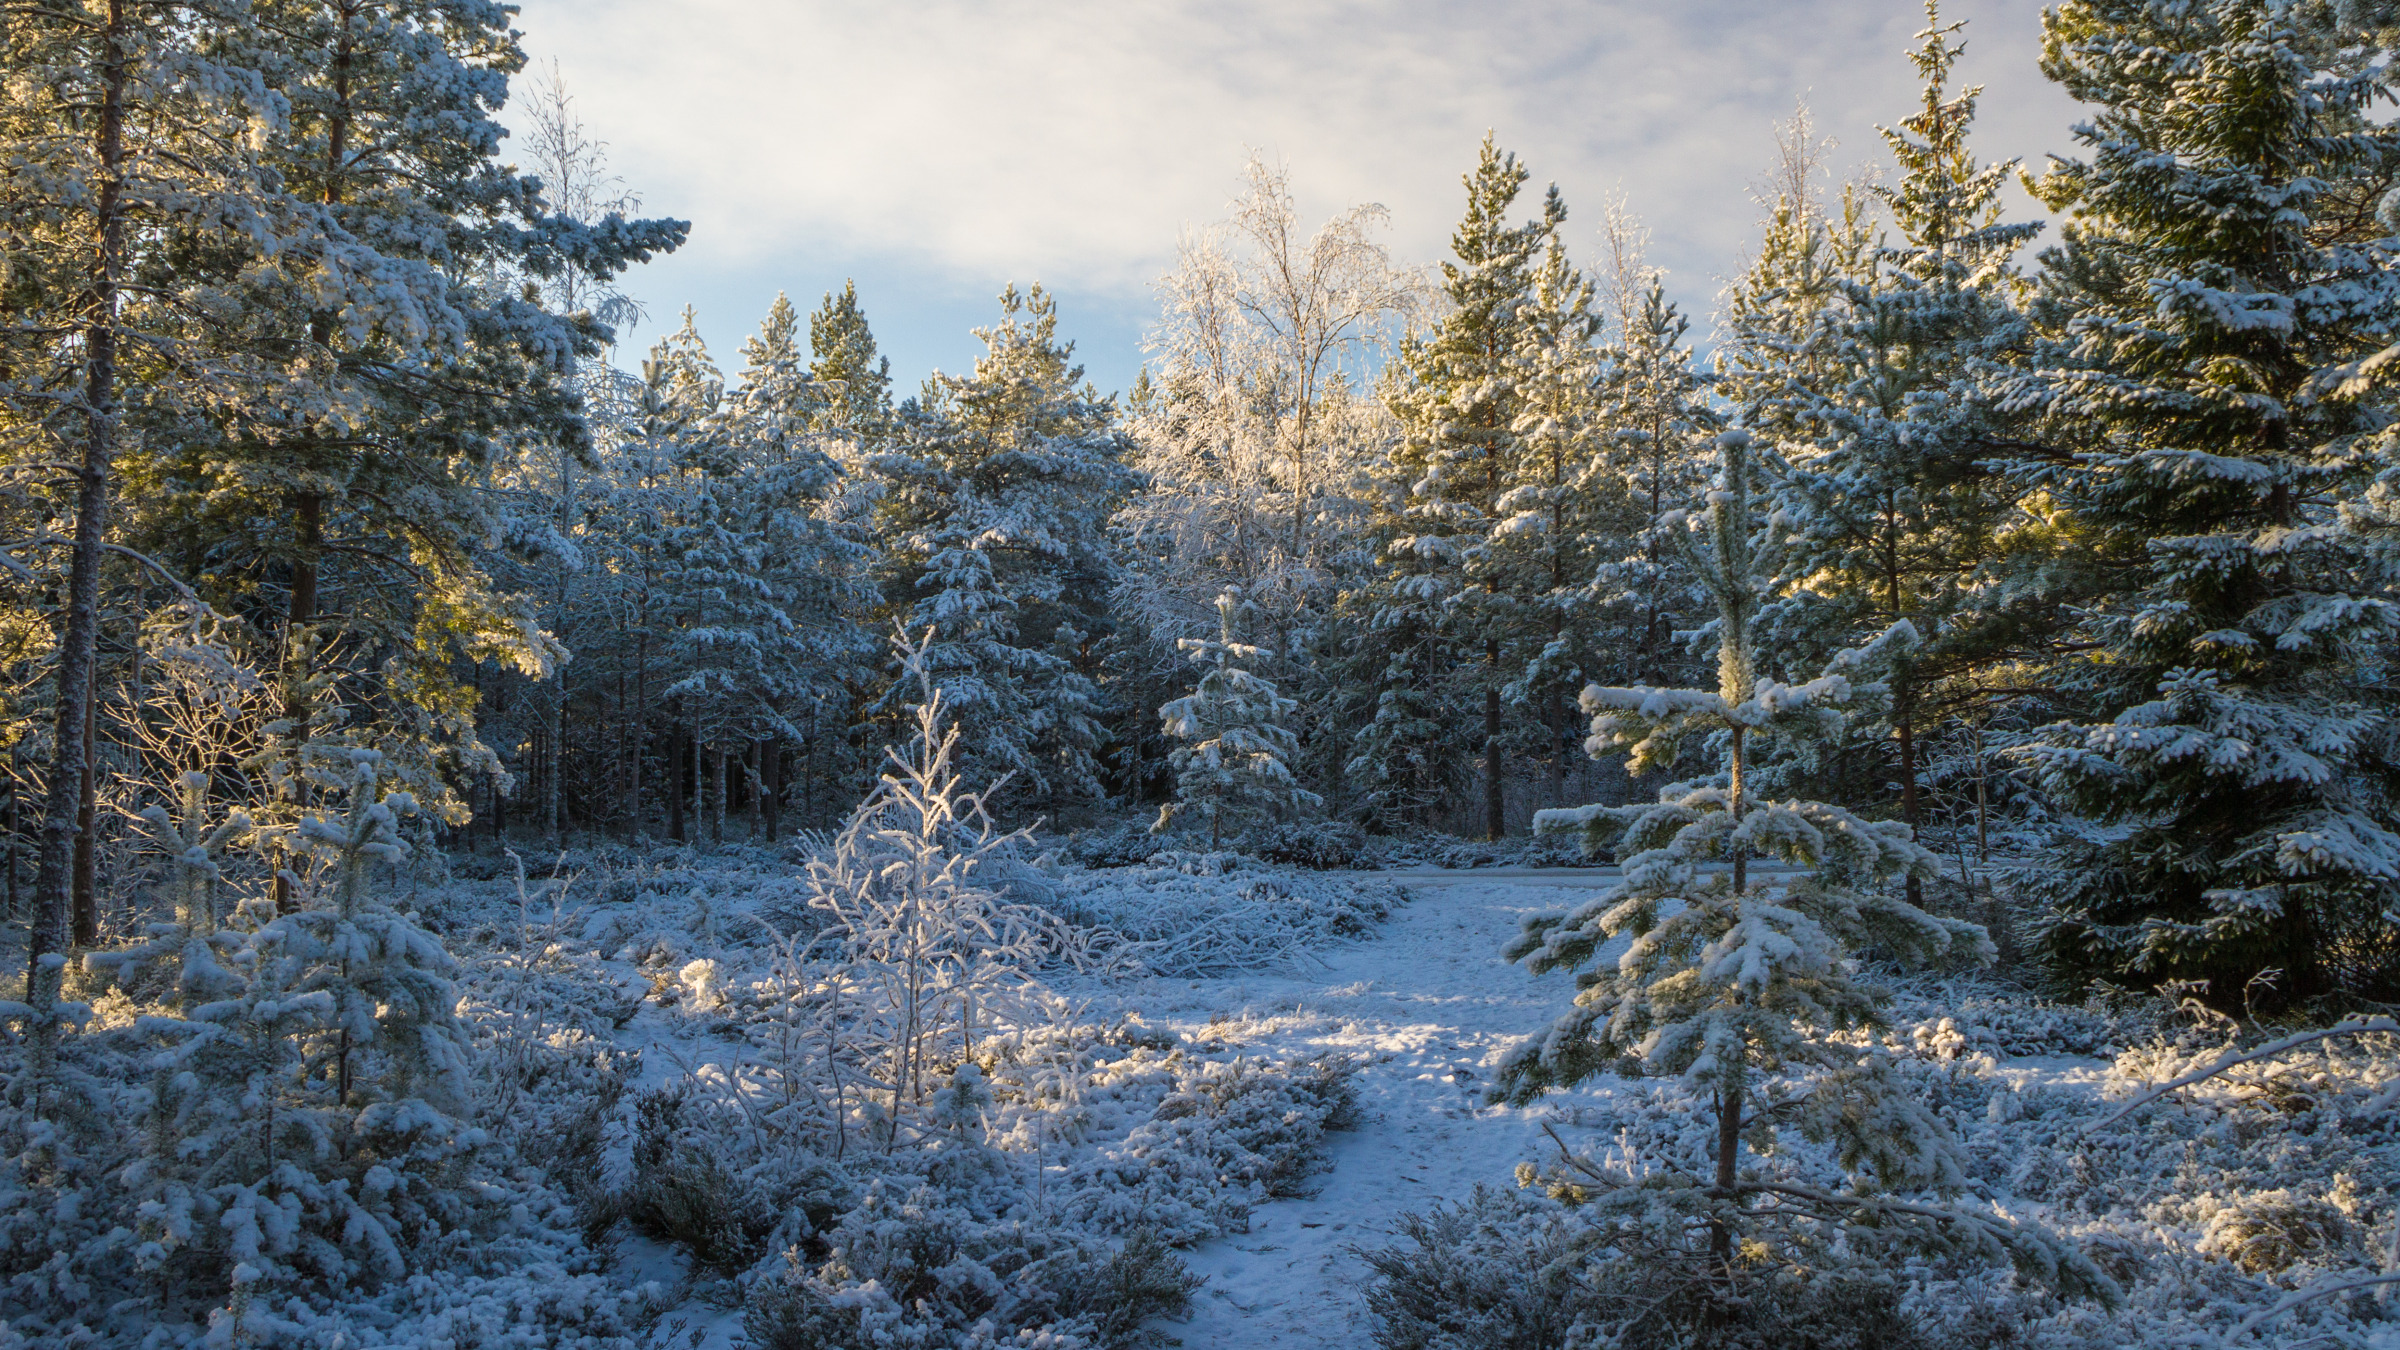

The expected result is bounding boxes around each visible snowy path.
[1092,869,1627,1349]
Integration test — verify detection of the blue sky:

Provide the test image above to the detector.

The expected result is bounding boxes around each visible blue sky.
[505,0,2084,399]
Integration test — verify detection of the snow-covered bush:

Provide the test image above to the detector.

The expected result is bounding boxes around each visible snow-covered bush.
[0,751,651,1348]
[1242,818,1374,869]
[1045,858,1397,977]
[1362,1185,1927,1350]
[1064,1052,1358,1242]
[1063,821,1169,869]
[1884,982,2160,1060]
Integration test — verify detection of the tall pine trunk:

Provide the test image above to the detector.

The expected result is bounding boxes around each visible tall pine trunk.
[71,691,96,945]
[1896,675,1924,909]
[276,10,353,910]
[29,0,129,1023]
[709,744,726,845]
[690,720,705,849]
[543,687,563,845]
[762,737,781,840]
[665,705,685,842]
[1483,641,1504,840]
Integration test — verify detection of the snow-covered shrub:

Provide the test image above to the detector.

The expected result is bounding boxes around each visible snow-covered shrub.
[1045,860,1396,977]
[2195,1186,2363,1275]
[1245,818,1374,869]
[1885,983,2156,1060]
[1066,1053,1357,1242]
[619,1083,848,1273]
[1359,1185,1604,1350]
[744,1186,1198,1350]
[0,751,653,1348]
[1407,833,1600,870]
[1362,1184,1928,1350]
[1063,821,1165,869]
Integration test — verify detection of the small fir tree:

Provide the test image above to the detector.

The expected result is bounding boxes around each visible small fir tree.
[1155,592,1320,847]
[1497,432,2098,1309]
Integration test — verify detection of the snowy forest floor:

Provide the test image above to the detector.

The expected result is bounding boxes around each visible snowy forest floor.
[610,863,1684,1349]
[625,864,1608,1350]
[615,861,2143,1350]
[52,833,2381,1349]
[1110,867,1636,1347]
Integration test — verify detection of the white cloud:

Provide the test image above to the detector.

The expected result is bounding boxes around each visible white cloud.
[510,0,2084,381]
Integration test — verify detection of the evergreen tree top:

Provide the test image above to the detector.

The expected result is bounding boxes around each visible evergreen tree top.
[810,279,896,434]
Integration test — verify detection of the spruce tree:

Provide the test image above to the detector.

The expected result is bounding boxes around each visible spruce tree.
[872,286,1136,807]
[809,279,897,441]
[1371,136,1563,838]
[1999,0,2400,1003]
[1765,4,2041,899]
[1155,592,1319,847]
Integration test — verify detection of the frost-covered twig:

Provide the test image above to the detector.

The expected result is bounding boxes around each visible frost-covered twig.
[2228,1271,2400,1341]
[2087,1015,2400,1131]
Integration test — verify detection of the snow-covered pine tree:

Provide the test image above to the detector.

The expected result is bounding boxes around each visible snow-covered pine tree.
[1368,136,1563,837]
[1155,592,1320,847]
[808,279,897,443]
[1595,256,1719,693]
[22,749,496,1341]
[1998,0,2400,1005]
[1764,3,2042,899]
[711,294,878,836]
[870,286,1137,808]
[1498,431,2086,1308]
[0,0,287,1050]
[1496,232,1637,808]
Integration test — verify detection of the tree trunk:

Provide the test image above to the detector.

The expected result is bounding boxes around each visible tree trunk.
[1483,641,1504,841]
[1896,673,1923,909]
[743,740,761,840]
[665,708,685,842]
[71,689,97,946]
[274,491,322,914]
[631,616,647,831]
[761,738,781,840]
[30,0,128,1023]
[710,744,726,845]
[7,745,20,921]
[804,701,818,828]
[1729,726,1747,895]
[1710,1075,1742,1280]
[690,720,705,849]
[1546,691,1567,808]
[543,684,563,846]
